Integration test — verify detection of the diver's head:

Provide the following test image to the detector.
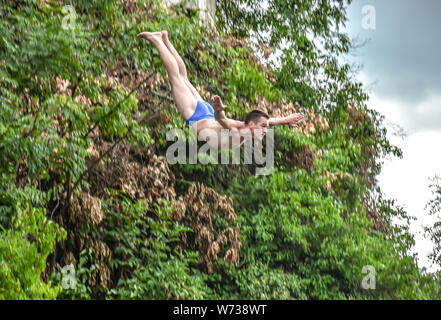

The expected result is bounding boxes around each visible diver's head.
[245,110,270,140]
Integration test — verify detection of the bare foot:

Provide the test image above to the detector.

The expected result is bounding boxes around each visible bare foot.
[161,30,169,42]
[137,31,163,42]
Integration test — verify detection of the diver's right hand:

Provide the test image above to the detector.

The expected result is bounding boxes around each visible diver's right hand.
[211,95,227,112]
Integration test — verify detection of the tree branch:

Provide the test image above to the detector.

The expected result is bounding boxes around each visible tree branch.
[150,89,174,102]
[82,72,158,140]
[70,108,163,201]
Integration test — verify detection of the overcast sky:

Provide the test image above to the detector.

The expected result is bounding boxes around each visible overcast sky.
[345,0,441,272]
[346,0,441,133]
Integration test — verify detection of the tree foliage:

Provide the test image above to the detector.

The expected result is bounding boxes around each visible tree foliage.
[425,175,441,269]
[0,0,439,299]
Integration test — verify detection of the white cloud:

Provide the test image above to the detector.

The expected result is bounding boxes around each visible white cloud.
[361,92,441,272]
[377,128,441,272]
[366,87,441,134]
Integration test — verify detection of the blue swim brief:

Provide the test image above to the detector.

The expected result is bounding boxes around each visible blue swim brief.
[185,100,215,125]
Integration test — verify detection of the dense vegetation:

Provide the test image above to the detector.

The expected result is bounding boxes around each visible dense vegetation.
[1,0,440,299]
[425,175,441,270]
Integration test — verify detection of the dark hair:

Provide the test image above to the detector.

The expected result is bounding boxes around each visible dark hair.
[244,110,269,125]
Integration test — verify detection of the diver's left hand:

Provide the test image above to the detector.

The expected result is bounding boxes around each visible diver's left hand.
[285,113,305,128]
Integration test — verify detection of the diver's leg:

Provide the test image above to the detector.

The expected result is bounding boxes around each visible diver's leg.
[161,31,203,101]
[137,31,196,120]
